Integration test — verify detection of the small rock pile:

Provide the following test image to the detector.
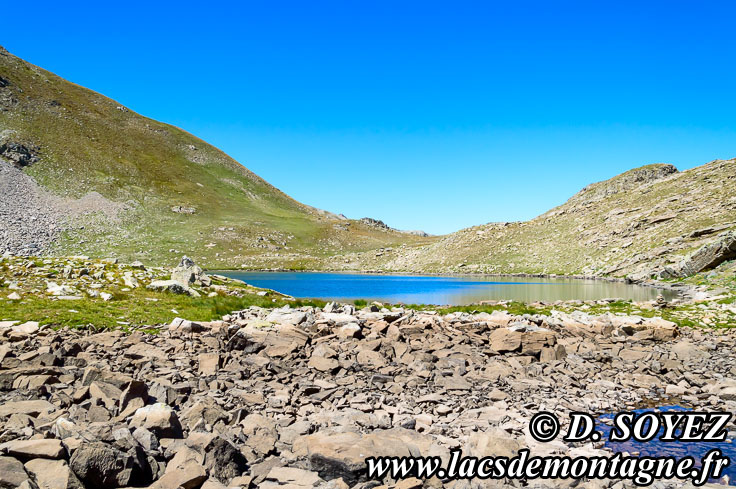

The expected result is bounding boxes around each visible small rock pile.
[1,301,733,488]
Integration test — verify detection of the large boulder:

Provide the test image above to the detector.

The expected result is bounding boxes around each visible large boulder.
[171,256,210,287]
[69,442,151,488]
[147,280,201,298]
[129,403,183,438]
[489,324,556,356]
[0,439,65,460]
[293,429,425,484]
[201,437,249,483]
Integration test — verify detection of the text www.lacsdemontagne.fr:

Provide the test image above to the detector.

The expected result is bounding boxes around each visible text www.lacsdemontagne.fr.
[366,449,729,486]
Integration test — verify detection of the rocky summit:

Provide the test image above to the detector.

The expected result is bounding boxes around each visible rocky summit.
[1,293,735,488]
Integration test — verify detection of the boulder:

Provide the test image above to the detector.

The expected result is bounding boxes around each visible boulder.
[24,459,84,489]
[130,403,183,438]
[201,437,249,483]
[293,430,417,484]
[308,355,339,372]
[147,280,201,298]
[181,399,228,431]
[171,256,210,287]
[0,439,66,460]
[489,324,556,355]
[169,317,206,333]
[69,442,151,488]
[265,308,307,325]
[663,231,736,278]
[152,446,207,489]
[0,456,32,488]
[0,399,56,417]
[241,414,278,456]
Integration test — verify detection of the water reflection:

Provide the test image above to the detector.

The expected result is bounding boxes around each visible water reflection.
[599,406,735,485]
[216,271,678,305]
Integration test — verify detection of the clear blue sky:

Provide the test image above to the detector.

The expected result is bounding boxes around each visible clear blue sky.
[3,1,735,234]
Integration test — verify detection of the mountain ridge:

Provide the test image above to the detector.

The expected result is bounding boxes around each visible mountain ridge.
[334,158,736,280]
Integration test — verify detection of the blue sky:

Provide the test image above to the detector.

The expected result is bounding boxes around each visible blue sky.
[3,1,735,234]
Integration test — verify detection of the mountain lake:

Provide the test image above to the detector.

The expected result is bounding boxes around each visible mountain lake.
[216,271,679,305]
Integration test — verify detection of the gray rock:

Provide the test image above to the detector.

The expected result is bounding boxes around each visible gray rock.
[171,256,210,287]
[69,442,151,488]
[0,456,33,488]
[147,280,201,298]
[130,403,183,439]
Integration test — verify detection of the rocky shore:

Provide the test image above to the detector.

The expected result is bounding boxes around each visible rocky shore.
[2,297,735,488]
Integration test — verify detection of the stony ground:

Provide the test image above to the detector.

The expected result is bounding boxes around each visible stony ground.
[2,284,736,488]
[0,159,128,257]
[0,162,65,256]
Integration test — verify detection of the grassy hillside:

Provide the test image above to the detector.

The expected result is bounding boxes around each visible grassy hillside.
[344,159,736,280]
[0,46,432,267]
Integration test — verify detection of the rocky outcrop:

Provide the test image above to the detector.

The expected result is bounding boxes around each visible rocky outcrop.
[359,217,390,230]
[575,163,679,202]
[146,257,211,297]
[661,231,736,278]
[0,132,39,168]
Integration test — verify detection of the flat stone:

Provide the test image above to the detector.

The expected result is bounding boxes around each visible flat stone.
[0,439,66,459]
[24,458,84,489]
[0,399,56,417]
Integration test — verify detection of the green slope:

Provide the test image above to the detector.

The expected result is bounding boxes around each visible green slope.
[0,46,432,267]
[351,159,736,279]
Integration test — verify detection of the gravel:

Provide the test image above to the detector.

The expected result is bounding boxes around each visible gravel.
[0,160,65,255]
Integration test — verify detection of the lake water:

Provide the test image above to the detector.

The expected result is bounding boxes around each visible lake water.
[599,406,736,485]
[216,271,678,305]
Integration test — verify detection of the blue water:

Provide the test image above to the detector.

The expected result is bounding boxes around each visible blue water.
[599,406,736,485]
[216,271,677,305]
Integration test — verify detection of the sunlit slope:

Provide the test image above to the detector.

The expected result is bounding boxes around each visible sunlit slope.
[0,46,432,267]
[368,160,736,278]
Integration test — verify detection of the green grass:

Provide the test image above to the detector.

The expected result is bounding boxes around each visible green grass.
[403,301,553,316]
[0,288,324,330]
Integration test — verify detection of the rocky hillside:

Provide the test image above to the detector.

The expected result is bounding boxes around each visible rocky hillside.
[352,159,736,280]
[0,46,432,268]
